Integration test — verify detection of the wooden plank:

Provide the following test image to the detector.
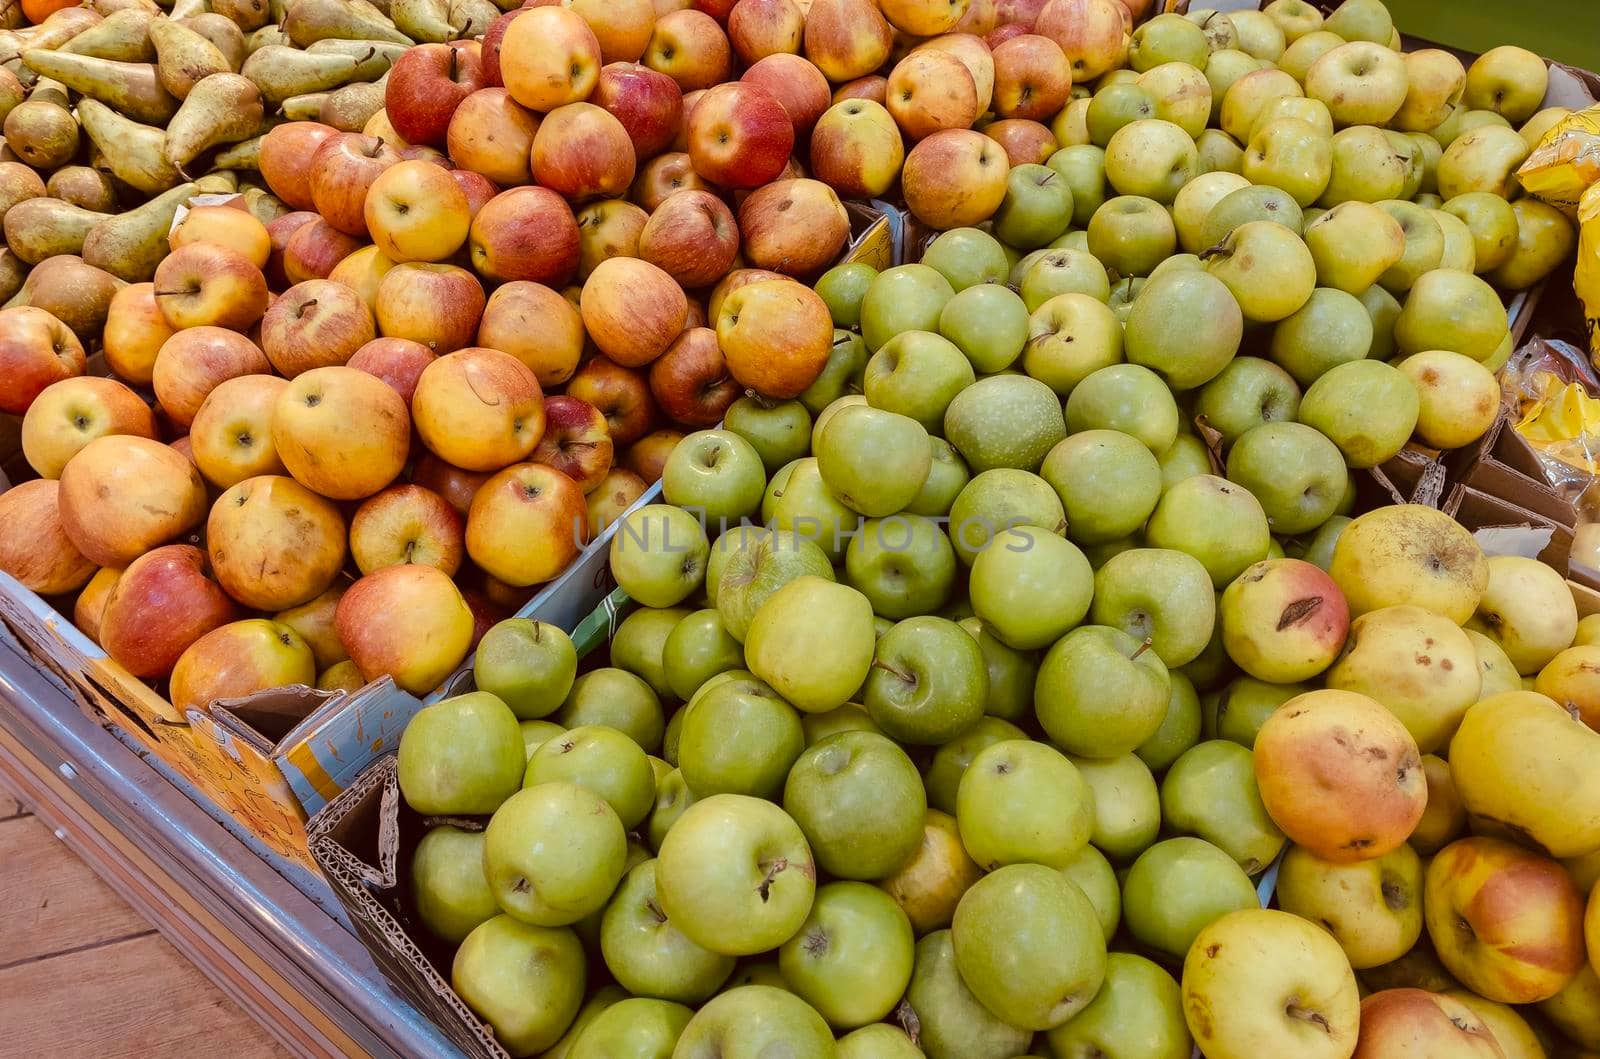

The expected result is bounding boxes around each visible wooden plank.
[0,791,23,819]
[0,933,290,1059]
[0,815,152,967]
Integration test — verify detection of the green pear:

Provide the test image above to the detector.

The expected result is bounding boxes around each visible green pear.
[240,44,362,103]
[21,50,177,123]
[3,196,108,264]
[179,12,247,70]
[319,78,386,132]
[306,38,406,80]
[211,133,263,170]
[149,15,230,98]
[450,916,586,1057]
[1162,740,1287,872]
[483,781,628,926]
[904,931,1032,1059]
[745,577,876,714]
[166,72,262,169]
[411,825,499,944]
[79,182,195,281]
[77,98,180,195]
[61,9,158,62]
[283,0,411,46]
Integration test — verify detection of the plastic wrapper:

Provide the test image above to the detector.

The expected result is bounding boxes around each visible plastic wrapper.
[1578,181,1600,362]
[1519,103,1600,218]
[1504,337,1600,494]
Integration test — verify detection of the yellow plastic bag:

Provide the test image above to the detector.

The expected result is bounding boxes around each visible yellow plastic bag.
[1519,104,1600,218]
[1579,182,1600,362]
[1513,369,1600,479]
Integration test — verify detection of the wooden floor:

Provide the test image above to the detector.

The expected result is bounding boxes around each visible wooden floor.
[0,780,290,1059]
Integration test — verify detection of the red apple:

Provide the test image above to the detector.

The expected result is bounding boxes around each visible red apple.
[412,346,546,472]
[1352,990,1504,1059]
[738,177,850,277]
[168,618,319,711]
[810,98,905,200]
[622,428,683,483]
[283,218,366,284]
[687,81,794,189]
[638,188,740,288]
[152,243,270,333]
[643,8,732,91]
[576,198,649,280]
[374,263,486,353]
[984,117,1057,165]
[349,483,465,576]
[833,76,888,105]
[997,0,1049,28]
[728,0,803,64]
[385,40,485,149]
[479,8,525,88]
[466,461,589,586]
[992,33,1071,120]
[1034,0,1127,82]
[0,479,96,596]
[260,278,376,377]
[259,121,338,212]
[986,22,1028,48]
[152,325,272,427]
[326,245,396,313]
[694,0,736,19]
[271,580,350,673]
[266,211,319,290]
[742,53,830,140]
[500,6,602,112]
[412,453,493,518]
[580,257,688,366]
[531,395,613,493]
[468,186,582,285]
[566,355,657,445]
[592,61,684,161]
[902,128,1011,229]
[208,474,349,610]
[631,151,713,211]
[478,280,586,387]
[675,88,707,151]
[803,0,893,83]
[308,132,401,237]
[715,277,831,398]
[530,101,638,201]
[0,305,86,415]
[587,467,648,536]
[335,563,474,694]
[706,266,786,321]
[347,337,436,404]
[451,170,498,218]
[649,325,739,427]
[99,544,241,679]
[447,87,538,185]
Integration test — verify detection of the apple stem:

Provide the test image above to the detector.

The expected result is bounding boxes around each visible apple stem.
[1129,637,1154,661]
[755,858,787,903]
[871,660,912,683]
[531,620,542,643]
[645,898,667,925]
[1286,1004,1332,1033]
[895,1000,921,1046]
[1198,241,1232,262]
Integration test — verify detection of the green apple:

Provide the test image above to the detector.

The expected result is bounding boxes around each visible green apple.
[526,724,656,829]
[474,619,577,721]
[798,330,869,417]
[1121,836,1259,957]
[1052,228,1091,251]
[919,228,1008,292]
[907,436,970,517]
[1244,117,1332,207]
[778,882,915,1029]
[656,794,816,956]
[811,394,865,453]
[1208,675,1306,746]
[1045,952,1193,1059]
[958,618,1039,723]
[1124,269,1244,391]
[1091,547,1216,667]
[1060,843,1121,942]
[1203,50,1259,124]
[484,781,628,926]
[968,526,1093,650]
[1298,359,1419,468]
[1161,739,1287,872]
[844,513,956,619]
[1219,67,1301,143]
[1022,292,1124,395]
[1226,421,1346,534]
[1105,119,1198,203]
[1036,624,1172,756]
[923,716,1029,814]
[1204,219,1316,324]
[1086,195,1178,277]
[1432,207,1478,272]
[1196,127,1246,174]
[647,767,694,850]
[520,719,565,761]
[1323,0,1392,43]
[1249,95,1334,139]
[1437,123,1531,199]
[1268,286,1374,386]
[861,264,955,352]
[661,609,742,705]
[1296,513,1351,572]
[1047,144,1111,227]
[1411,131,1444,194]
[610,504,709,608]
[724,396,812,475]
[610,608,689,701]
[1019,247,1112,309]
[1086,82,1157,147]
[714,964,789,994]
[1069,752,1160,862]
[1358,282,1403,359]
[864,331,975,432]
[1041,429,1162,545]
[1195,357,1302,445]
[673,986,833,1058]
[816,404,931,517]
[678,675,803,798]
[745,576,876,713]
[993,163,1075,249]
[1279,30,1343,82]
[1174,171,1251,253]
[1393,267,1509,362]
[1147,250,1204,281]
[1302,200,1406,294]
[1137,670,1203,771]
[1320,125,1407,205]
[799,703,881,745]
[558,668,665,752]
[1375,199,1444,292]
[943,374,1067,474]
[1489,196,1578,291]
[1304,41,1407,127]
[567,997,691,1059]
[1064,364,1181,454]
[715,528,835,641]
[1129,13,1209,71]
[1145,474,1272,586]
[939,284,1029,374]
[451,916,586,1056]
[763,457,860,563]
[1159,433,1216,491]
[957,740,1092,870]
[836,1025,921,1058]
[411,825,498,944]
[599,860,734,1004]
[783,730,925,880]
[815,262,878,330]
[904,931,1032,1059]
[951,862,1107,1029]
[661,430,766,528]
[1141,60,1214,137]
[1229,9,1287,60]
[1463,44,1548,123]
[865,615,987,744]
[398,691,525,816]
[1200,184,1305,249]
[947,468,1066,565]
[1441,191,1518,273]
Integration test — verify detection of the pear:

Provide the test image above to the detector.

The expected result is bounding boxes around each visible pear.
[320,78,384,131]
[0,249,26,303]
[25,76,69,108]
[85,0,162,15]
[241,45,362,103]
[81,181,196,281]
[76,98,180,195]
[269,0,294,21]
[148,15,230,98]
[194,171,237,193]
[389,0,456,43]
[178,13,246,70]
[20,50,177,123]
[168,0,207,18]
[3,197,111,264]
[0,66,23,123]
[61,9,158,62]
[305,38,406,80]
[240,185,287,224]
[245,24,289,53]
[10,8,102,58]
[283,0,411,47]
[47,165,117,211]
[2,97,78,169]
[17,254,125,343]
[210,0,271,32]
[280,90,329,120]
[165,71,262,170]
[211,133,262,170]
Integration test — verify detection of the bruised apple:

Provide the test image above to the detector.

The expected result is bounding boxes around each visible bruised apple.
[169,619,318,711]
[58,435,209,568]
[208,475,348,611]
[412,347,546,473]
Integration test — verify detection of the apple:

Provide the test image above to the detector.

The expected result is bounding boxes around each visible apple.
[598,859,734,1006]
[642,9,732,91]
[1352,989,1504,1059]
[1123,836,1259,961]
[1464,45,1548,124]
[467,187,581,288]
[740,53,829,145]
[1046,952,1190,1059]
[727,0,802,64]
[885,48,978,144]
[0,480,95,596]
[21,376,155,481]
[343,338,434,407]
[1161,738,1285,874]
[375,263,487,354]
[1329,504,1488,624]
[101,284,174,387]
[991,34,1071,122]
[259,121,339,211]
[152,243,269,333]
[737,179,849,280]
[466,461,588,588]
[1225,421,1345,536]
[1035,0,1127,82]
[984,118,1059,167]
[472,617,576,723]
[777,881,913,1030]
[608,503,709,608]
[71,567,122,647]
[336,564,474,694]
[1276,843,1422,972]
[637,189,739,289]
[259,279,374,380]
[56,435,207,568]
[568,356,657,447]
[1085,194,1177,278]
[451,917,585,1056]
[308,132,400,237]
[150,327,268,431]
[632,152,710,211]
[364,160,471,264]
[906,929,1032,1057]
[1305,42,1406,127]
[901,129,1010,231]
[169,206,272,269]
[530,102,638,203]
[677,674,804,799]
[1220,558,1348,686]
[531,396,613,495]
[685,82,793,190]
[809,99,904,200]
[208,474,347,610]
[675,986,833,1057]
[803,0,893,83]
[410,824,498,945]
[660,428,763,528]
[446,88,537,186]
[717,279,833,400]
[586,64,681,166]
[272,578,350,673]
[326,246,398,315]
[282,218,365,284]
[482,778,627,929]
[1467,555,1579,676]
[348,484,464,577]
[648,327,740,429]
[97,544,240,679]
[500,6,601,111]
[409,346,545,474]
[168,618,316,711]
[577,258,688,372]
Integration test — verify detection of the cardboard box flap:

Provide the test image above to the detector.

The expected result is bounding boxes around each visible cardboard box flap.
[211,684,334,749]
